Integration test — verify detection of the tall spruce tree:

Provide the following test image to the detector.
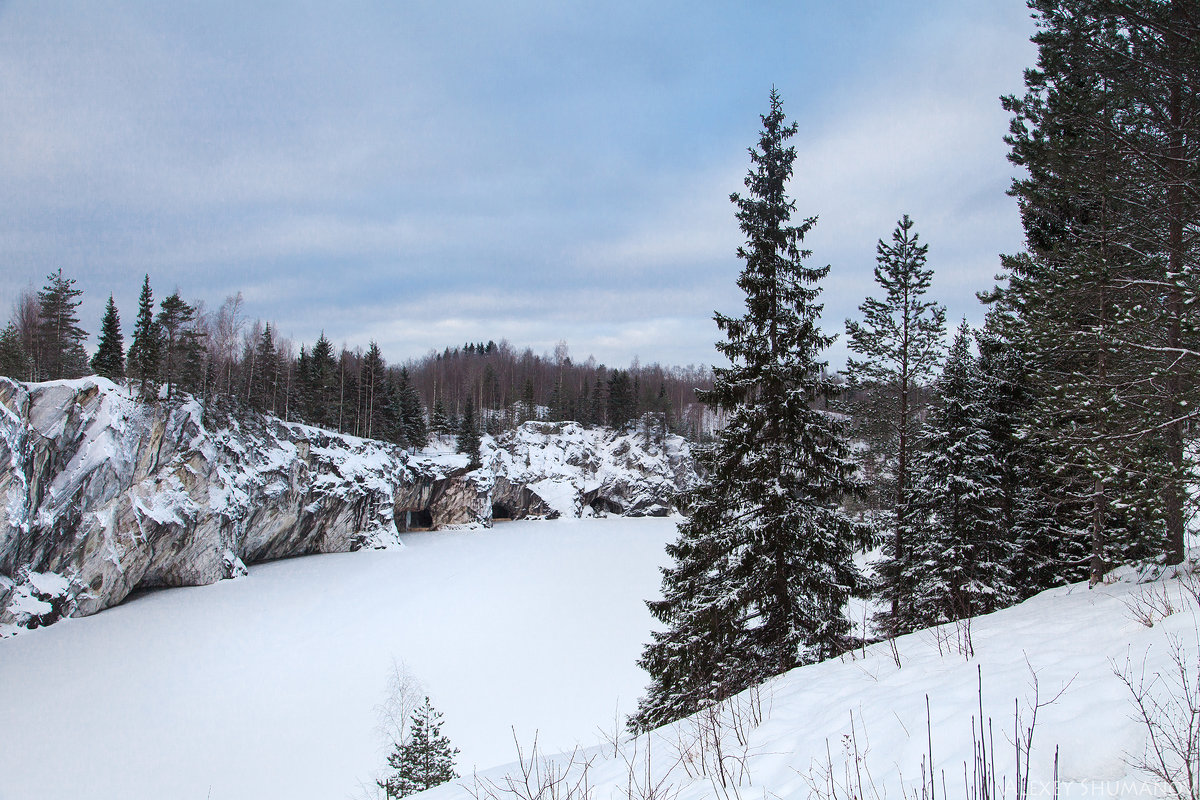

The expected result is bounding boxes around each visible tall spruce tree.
[632,89,865,732]
[127,275,160,399]
[844,214,945,632]
[377,696,459,798]
[397,367,427,449]
[90,295,125,381]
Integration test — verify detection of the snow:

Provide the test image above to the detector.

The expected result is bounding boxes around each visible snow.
[2,509,1198,800]
[0,516,678,800]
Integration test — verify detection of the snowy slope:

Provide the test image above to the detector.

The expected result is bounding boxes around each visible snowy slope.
[425,561,1200,800]
[0,517,678,800]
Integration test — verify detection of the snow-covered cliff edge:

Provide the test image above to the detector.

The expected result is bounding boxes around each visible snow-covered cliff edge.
[0,377,696,634]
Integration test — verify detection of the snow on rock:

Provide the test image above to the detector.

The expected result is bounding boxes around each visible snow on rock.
[0,379,696,634]
[0,377,431,633]
[481,418,697,520]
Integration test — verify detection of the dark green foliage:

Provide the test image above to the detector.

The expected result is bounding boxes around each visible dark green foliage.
[456,402,481,469]
[0,323,30,380]
[377,696,459,798]
[633,90,865,732]
[995,0,1200,578]
[36,269,88,381]
[127,275,160,399]
[156,291,199,400]
[606,370,636,428]
[396,367,427,449]
[429,397,452,435]
[90,295,125,381]
[905,323,1014,628]
[307,332,337,428]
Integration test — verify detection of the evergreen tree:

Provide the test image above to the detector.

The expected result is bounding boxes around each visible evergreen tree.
[36,268,88,380]
[127,275,160,399]
[633,90,865,732]
[844,214,946,632]
[377,696,459,799]
[906,322,1013,628]
[997,0,1195,579]
[429,397,451,435]
[307,332,336,428]
[361,341,388,439]
[606,370,636,429]
[456,402,482,470]
[90,294,125,381]
[0,322,30,380]
[397,368,427,449]
[251,323,280,414]
[156,291,198,401]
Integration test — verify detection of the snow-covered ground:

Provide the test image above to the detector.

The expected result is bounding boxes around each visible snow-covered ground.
[0,517,678,800]
[426,561,1200,800]
[3,513,1197,800]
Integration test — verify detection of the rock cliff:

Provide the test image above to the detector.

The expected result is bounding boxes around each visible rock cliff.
[0,378,695,634]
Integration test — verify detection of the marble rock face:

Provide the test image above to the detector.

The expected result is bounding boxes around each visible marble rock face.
[0,378,695,634]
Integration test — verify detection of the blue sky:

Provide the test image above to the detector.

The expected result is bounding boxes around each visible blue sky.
[0,1,1036,369]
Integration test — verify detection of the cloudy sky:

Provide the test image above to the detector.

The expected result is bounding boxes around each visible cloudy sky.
[0,1,1036,369]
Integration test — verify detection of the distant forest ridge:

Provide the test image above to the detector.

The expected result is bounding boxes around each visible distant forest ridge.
[0,274,720,445]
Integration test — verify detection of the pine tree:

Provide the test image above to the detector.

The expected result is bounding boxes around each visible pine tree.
[606,370,636,429]
[90,294,125,381]
[361,341,388,439]
[156,291,197,401]
[127,275,160,400]
[251,323,280,414]
[456,402,481,469]
[377,696,459,799]
[845,214,946,633]
[36,268,88,380]
[632,89,865,732]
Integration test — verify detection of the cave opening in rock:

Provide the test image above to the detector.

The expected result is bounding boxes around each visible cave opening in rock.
[491,502,514,522]
[589,496,622,516]
[398,508,434,532]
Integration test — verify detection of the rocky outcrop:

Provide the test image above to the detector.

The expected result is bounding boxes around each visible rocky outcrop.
[481,418,697,520]
[0,378,695,635]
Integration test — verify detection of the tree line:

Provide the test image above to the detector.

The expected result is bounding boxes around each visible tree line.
[0,274,716,448]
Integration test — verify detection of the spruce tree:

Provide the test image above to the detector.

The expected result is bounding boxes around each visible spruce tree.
[0,322,30,380]
[456,402,481,469]
[906,322,1012,628]
[429,397,451,436]
[397,367,427,449]
[308,332,336,428]
[127,275,160,399]
[845,214,946,633]
[90,294,125,381]
[377,696,459,798]
[633,89,865,732]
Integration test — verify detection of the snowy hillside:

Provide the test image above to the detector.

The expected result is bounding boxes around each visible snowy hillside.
[425,560,1200,800]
